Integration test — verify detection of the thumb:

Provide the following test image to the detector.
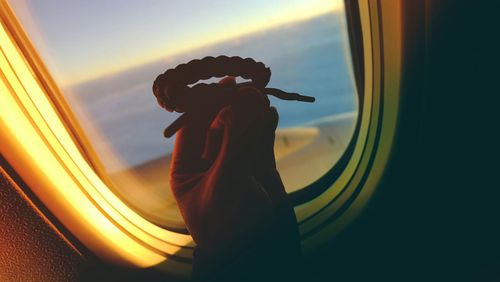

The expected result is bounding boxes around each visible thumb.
[201,76,238,162]
[204,101,267,175]
[203,84,268,167]
[201,105,258,167]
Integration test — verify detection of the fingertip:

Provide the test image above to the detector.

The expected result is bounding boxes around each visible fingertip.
[236,86,270,108]
[267,106,279,130]
[210,105,234,129]
[219,76,236,85]
[269,106,278,116]
[269,106,278,119]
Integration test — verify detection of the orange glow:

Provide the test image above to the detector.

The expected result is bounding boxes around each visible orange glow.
[1,5,192,275]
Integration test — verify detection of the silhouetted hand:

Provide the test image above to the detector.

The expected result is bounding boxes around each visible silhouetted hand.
[168,77,290,257]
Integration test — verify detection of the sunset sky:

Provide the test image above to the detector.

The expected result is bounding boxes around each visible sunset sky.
[10,0,342,85]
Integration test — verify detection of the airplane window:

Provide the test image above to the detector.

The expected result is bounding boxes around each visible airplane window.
[9,0,358,228]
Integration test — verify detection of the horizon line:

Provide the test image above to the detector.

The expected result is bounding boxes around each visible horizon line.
[64,8,342,87]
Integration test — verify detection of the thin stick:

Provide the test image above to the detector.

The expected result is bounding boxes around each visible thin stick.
[163,84,315,138]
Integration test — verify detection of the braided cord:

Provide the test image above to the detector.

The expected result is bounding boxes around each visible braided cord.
[153,56,271,112]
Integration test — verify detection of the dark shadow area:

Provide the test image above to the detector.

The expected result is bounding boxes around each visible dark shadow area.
[80,261,186,282]
[295,1,500,281]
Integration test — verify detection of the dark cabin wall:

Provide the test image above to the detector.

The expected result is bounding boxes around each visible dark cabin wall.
[0,163,85,281]
[304,1,500,281]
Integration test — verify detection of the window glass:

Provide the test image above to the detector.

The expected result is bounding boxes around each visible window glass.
[10,0,357,227]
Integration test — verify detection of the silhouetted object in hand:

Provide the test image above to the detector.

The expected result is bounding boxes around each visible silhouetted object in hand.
[153,56,315,138]
[153,57,305,281]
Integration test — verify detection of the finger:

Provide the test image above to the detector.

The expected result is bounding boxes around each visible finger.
[234,85,270,109]
[201,117,224,163]
[252,106,279,171]
[218,76,236,85]
[171,113,216,176]
[207,88,270,177]
[251,107,289,207]
[170,77,236,177]
[199,77,237,162]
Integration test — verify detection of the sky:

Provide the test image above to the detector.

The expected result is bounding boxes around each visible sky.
[10,0,342,86]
